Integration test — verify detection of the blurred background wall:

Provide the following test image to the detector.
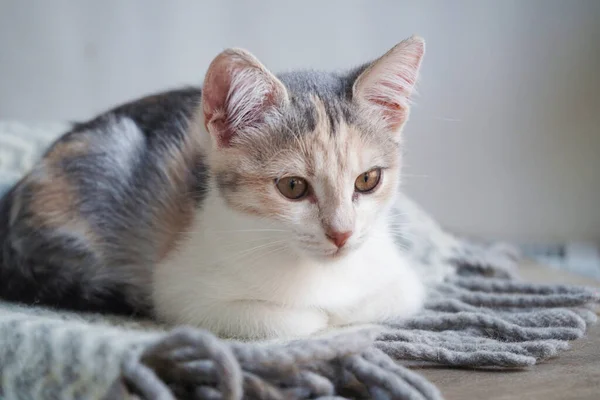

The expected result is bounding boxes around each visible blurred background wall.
[1,0,599,245]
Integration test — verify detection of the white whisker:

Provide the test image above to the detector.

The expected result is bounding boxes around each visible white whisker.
[209,239,289,267]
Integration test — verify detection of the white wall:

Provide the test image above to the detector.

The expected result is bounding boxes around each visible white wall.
[1,0,599,243]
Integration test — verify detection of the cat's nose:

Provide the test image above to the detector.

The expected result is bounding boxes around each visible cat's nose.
[326,230,353,248]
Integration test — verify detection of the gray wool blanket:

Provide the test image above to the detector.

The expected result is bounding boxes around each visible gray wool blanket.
[1,122,599,399]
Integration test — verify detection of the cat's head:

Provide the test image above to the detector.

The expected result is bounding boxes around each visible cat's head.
[198,36,425,260]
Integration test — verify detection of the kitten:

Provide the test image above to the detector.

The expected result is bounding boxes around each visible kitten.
[0,36,426,340]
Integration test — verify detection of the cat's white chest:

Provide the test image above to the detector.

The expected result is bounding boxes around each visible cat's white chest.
[268,238,407,310]
[158,210,400,306]
[153,193,424,338]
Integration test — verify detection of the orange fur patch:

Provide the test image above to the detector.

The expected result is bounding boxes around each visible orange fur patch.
[26,163,98,247]
[156,134,202,261]
[45,138,90,163]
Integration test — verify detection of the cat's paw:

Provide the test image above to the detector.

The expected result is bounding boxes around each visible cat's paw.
[329,270,426,327]
[269,307,329,340]
[211,302,329,341]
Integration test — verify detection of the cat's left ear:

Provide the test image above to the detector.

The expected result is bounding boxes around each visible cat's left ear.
[201,48,289,148]
[353,36,425,134]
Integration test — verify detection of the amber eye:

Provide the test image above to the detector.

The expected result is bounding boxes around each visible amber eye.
[355,168,382,193]
[276,177,309,200]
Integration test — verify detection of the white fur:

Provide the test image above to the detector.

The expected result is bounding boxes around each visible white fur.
[226,68,277,133]
[95,117,145,180]
[153,190,425,340]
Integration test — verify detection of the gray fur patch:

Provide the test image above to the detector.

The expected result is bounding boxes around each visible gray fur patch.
[278,69,362,136]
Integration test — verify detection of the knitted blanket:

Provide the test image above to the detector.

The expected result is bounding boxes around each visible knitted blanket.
[1,122,599,399]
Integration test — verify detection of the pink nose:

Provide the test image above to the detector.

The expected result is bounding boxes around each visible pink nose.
[326,231,353,248]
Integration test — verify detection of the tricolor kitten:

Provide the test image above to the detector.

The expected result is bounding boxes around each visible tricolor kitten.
[0,36,426,340]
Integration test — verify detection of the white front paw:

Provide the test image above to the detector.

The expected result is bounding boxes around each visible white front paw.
[273,308,329,339]
[329,274,426,327]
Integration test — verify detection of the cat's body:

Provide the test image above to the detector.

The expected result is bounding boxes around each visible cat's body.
[0,88,205,316]
[0,37,427,339]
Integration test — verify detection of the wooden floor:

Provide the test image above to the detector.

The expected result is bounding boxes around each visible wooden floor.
[416,262,600,400]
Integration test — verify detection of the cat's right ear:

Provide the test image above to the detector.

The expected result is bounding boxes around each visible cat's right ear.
[201,49,288,148]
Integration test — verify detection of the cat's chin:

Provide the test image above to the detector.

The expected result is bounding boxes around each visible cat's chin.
[323,248,350,259]
[293,238,371,263]
[305,246,356,263]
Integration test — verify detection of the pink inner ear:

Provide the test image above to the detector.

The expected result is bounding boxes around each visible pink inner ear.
[207,118,234,147]
[364,80,411,129]
[357,38,424,131]
[202,49,286,148]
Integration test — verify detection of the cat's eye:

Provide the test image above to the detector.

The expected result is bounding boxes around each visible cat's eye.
[276,177,309,200]
[354,168,382,193]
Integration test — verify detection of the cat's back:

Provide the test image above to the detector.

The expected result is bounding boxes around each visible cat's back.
[0,88,208,314]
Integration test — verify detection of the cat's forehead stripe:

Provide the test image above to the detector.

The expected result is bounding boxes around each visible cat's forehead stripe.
[279,69,359,138]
